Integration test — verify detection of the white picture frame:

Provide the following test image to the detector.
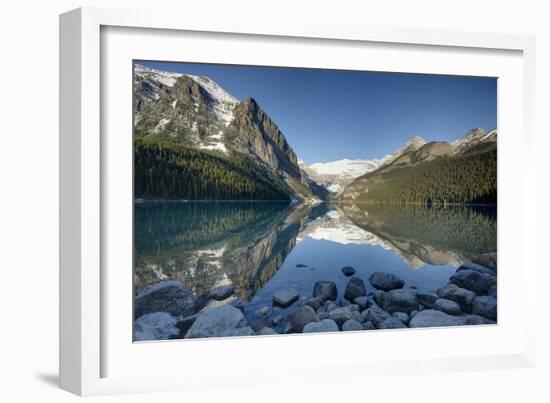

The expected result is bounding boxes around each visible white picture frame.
[60,6,537,396]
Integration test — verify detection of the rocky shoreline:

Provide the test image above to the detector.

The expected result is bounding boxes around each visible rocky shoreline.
[134,252,497,341]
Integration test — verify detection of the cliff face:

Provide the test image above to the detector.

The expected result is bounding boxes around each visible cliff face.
[134,64,327,201]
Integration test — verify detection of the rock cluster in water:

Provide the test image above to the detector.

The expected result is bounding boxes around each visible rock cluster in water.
[133,253,497,341]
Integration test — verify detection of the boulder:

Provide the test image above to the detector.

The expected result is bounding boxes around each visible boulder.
[379,317,407,329]
[472,296,497,320]
[342,319,363,331]
[290,305,318,333]
[135,280,195,319]
[272,288,299,308]
[329,307,355,328]
[392,312,410,325]
[472,252,497,271]
[297,296,308,306]
[363,321,376,330]
[303,319,339,333]
[313,281,338,302]
[409,309,467,328]
[231,298,246,312]
[341,266,356,276]
[436,284,476,312]
[326,303,339,313]
[344,277,367,301]
[458,262,496,276]
[175,314,199,337]
[352,310,364,323]
[318,312,330,320]
[198,296,237,313]
[373,290,387,306]
[353,296,369,311]
[185,305,247,339]
[306,296,324,311]
[224,327,255,337]
[417,292,439,308]
[134,312,180,341]
[488,285,497,298]
[450,269,492,295]
[369,272,405,291]
[433,298,462,315]
[378,289,419,314]
[362,306,391,328]
[256,327,278,336]
[210,285,235,301]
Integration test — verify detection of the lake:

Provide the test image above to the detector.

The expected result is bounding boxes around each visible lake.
[134,201,496,332]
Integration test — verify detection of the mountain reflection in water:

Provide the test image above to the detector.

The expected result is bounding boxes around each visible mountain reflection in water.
[134,201,496,321]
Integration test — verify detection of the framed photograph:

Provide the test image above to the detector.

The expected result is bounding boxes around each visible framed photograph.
[60,7,537,396]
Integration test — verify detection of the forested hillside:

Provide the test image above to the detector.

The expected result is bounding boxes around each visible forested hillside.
[342,142,496,204]
[135,139,292,201]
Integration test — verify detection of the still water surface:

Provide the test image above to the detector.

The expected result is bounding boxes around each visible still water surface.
[134,201,496,330]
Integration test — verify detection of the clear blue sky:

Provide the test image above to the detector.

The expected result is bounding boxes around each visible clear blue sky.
[138,60,497,164]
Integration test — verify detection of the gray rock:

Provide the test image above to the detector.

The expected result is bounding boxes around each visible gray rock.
[409,309,468,328]
[352,310,364,323]
[450,269,492,295]
[369,272,405,291]
[465,314,496,325]
[303,319,339,333]
[472,296,497,320]
[329,307,355,328]
[290,305,318,333]
[363,321,376,330]
[306,296,324,311]
[409,310,418,318]
[324,299,336,309]
[488,285,497,298]
[472,252,497,271]
[348,304,360,312]
[378,288,419,314]
[231,298,246,312]
[175,314,199,337]
[340,299,351,307]
[198,296,237,313]
[318,312,330,320]
[379,317,407,329]
[342,319,363,331]
[256,327,278,335]
[437,284,476,312]
[363,306,391,328]
[185,305,247,339]
[272,288,299,308]
[316,306,326,314]
[271,315,283,326]
[344,277,367,301]
[297,296,308,306]
[392,312,409,325]
[314,281,338,302]
[433,298,462,315]
[373,290,387,306]
[210,285,235,301]
[354,296,369,311]
[341,266,356,276]
[134,312,180,341]
[417,292,439,308]
[135,280,195,319]
[458,262,497,276]
[326,303,339,313]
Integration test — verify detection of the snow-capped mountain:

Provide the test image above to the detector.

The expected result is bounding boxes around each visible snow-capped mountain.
[299,156,391,194]
[133,64,328,201]
[450,128,497,154]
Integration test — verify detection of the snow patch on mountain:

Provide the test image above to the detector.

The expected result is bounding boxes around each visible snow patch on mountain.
[135,64,238,125]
